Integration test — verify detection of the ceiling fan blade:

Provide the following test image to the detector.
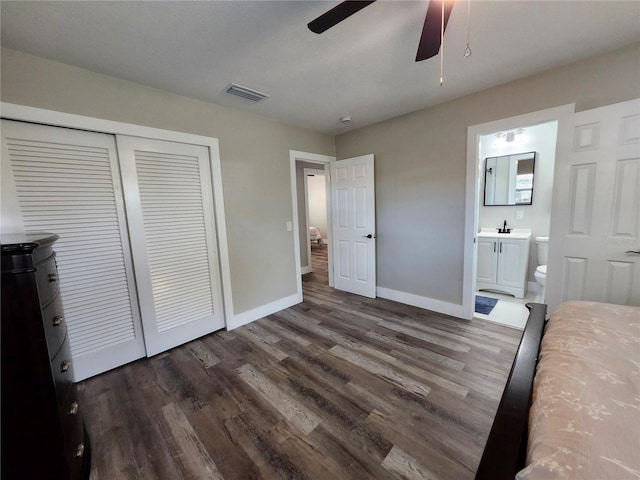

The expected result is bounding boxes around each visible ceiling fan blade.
[415,0,454,61]
[308,1,377,34]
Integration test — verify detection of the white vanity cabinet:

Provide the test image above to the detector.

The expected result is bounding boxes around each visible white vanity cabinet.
[476,230,530,298]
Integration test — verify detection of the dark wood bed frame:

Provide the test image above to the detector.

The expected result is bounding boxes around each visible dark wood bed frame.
[475,302,548,480]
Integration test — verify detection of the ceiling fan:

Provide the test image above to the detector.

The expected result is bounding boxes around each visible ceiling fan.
[308,0,455,62]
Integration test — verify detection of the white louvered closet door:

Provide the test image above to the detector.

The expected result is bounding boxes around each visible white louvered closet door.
[0,120,146,380]
[116,136,224,356]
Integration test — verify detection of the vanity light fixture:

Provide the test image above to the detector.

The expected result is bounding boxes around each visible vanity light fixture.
[494,128,526,146]
[514,128,527,144]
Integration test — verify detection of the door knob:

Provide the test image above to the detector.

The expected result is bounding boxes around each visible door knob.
[363,234,376,239]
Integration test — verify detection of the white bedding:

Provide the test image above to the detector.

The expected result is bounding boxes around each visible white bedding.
[518,301,640,479]
[309,226,323,244]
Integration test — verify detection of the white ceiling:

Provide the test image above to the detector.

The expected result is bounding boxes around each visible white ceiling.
[1,1,639,135]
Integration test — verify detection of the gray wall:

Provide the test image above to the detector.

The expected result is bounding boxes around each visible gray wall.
[335,42,640,306]
[3,42,639,317]
[0,47,335,316]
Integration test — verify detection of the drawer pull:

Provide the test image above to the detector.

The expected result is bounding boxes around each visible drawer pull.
[61,360,72,372]
[75,443,85,458]
[53,315,64,327]
[48,273,58,283]
[69,402,79,416]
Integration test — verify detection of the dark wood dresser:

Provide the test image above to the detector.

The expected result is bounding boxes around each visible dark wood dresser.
[1,233,91,480]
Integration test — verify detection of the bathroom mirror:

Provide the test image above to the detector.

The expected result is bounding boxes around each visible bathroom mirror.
[484,151,536,206]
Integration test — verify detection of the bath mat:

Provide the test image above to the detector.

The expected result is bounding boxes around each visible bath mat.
[475,295,498,315]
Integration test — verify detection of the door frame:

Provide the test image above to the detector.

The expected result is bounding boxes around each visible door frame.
[0,102,234,325]
[289,150,336,301]
[303,167,327,274]
[463,104,575,319]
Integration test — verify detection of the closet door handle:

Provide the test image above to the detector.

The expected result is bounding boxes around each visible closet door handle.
[499,242,503,254]
[493,242,496,253]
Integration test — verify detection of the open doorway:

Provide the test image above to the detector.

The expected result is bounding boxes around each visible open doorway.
[290,150,377,301]
[464,104,575,327]
[289,150,335,302]
[303,168,329,283]
[474,121,558,329]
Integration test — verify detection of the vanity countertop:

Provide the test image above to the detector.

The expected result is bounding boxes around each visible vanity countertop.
[478,228,531,239]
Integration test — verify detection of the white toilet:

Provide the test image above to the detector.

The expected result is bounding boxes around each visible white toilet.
[534,236,549,302]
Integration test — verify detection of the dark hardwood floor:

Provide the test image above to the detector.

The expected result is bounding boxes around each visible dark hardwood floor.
[78,246,521,479]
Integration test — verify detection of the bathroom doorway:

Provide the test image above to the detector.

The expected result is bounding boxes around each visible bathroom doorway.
[464,104,575,328]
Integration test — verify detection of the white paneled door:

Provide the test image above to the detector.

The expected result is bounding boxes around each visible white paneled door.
[1,120,146,380]
[116,136,224,356]
[546,98,640,312]
[330,154,376,298]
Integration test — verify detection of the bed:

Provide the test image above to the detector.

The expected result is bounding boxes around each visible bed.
[476,300,640,480]
[309,226,323,245]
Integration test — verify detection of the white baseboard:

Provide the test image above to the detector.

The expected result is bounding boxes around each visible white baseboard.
[301,265,312,275]
[226,292,301,331]
[376,287,465,319]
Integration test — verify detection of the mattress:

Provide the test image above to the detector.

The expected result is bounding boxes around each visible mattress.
[517,301,640,479]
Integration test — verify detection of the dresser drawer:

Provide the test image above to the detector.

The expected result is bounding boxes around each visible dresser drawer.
[52,334,74,408]
[66,423,87,480]
[59,388,83,424]
[35,255,60,307]
[43,294,67,359]
[60,390,87,480]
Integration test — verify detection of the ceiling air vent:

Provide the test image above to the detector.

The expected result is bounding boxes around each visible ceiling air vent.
[225,83,270,102]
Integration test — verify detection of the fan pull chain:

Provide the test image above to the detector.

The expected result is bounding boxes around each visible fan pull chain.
[440,0,445,86]
[464,0,472,58]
